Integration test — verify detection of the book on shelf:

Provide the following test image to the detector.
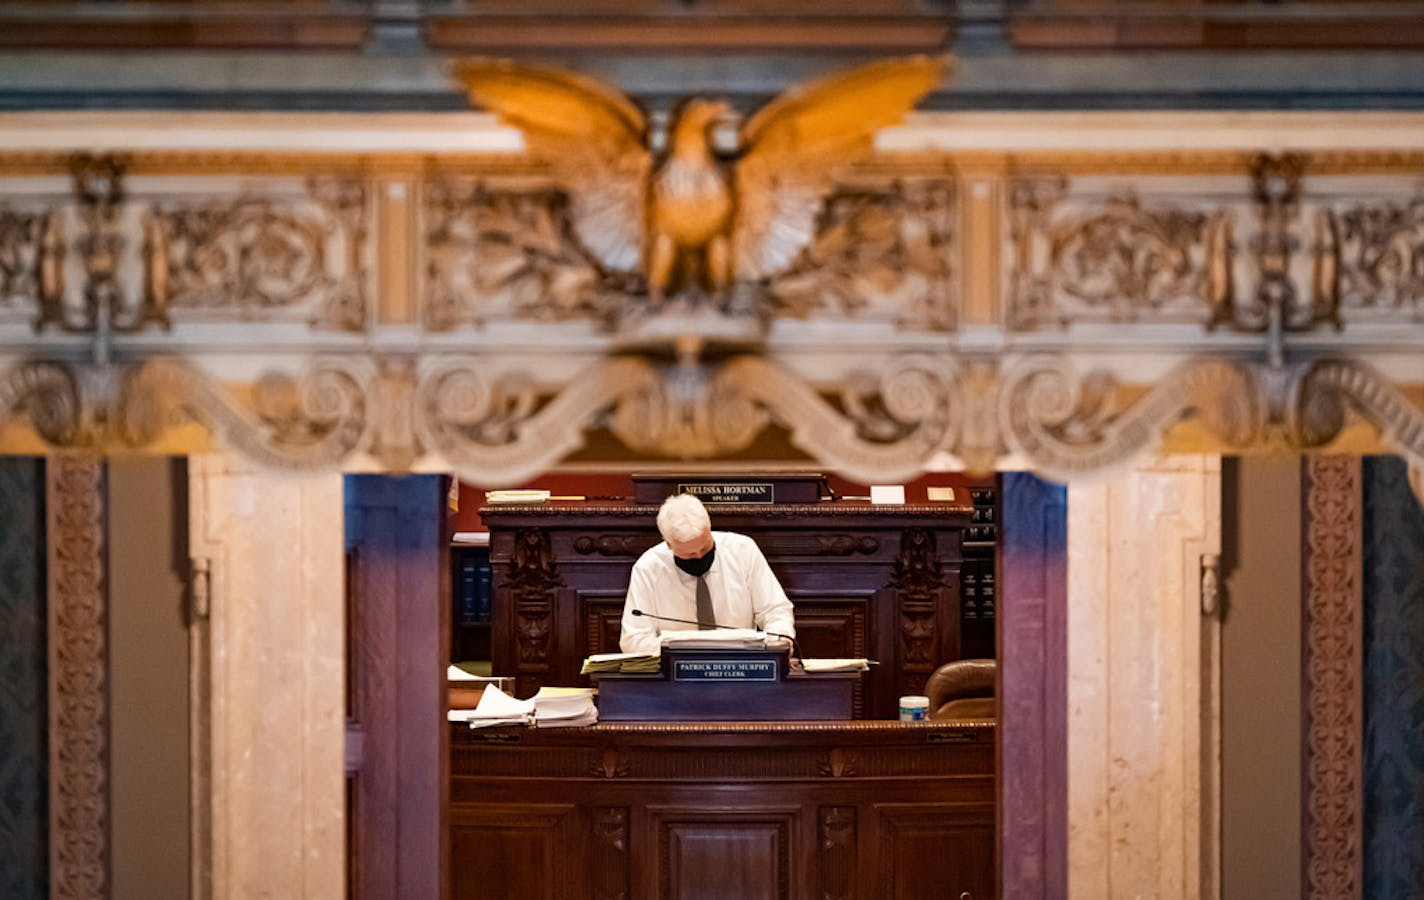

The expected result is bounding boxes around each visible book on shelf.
[456,548,493,626]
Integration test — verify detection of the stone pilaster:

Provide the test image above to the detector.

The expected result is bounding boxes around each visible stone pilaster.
[1067,454,1222,899]
[187,455,345,900]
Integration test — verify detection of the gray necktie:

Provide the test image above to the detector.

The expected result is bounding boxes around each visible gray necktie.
[695,575,713,629]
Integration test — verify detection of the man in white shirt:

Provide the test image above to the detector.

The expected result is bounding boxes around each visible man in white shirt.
[619,493,797,655]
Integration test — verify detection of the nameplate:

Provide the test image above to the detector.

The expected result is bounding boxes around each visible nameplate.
[673,659,779,682]
[678,482,773,504]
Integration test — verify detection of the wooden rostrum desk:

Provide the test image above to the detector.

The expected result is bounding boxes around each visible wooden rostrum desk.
[482,501,978,720]
[449,718,996,899]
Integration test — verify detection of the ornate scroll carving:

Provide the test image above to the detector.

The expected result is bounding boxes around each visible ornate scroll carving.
[46,454,109,900]
[1000,355,1265,481]
[818,806,857,900]
[145,177,368,330]
[120,358,369,470]
[1007,175,1220,329]
[1336,195,1424,318]
[768,179,957,330]
[813,535,880,556]
[591,806,630,900]
[889,527,944,682]
[1302,456,1363,900]
[573,535,651,558]
[508,528,561,673]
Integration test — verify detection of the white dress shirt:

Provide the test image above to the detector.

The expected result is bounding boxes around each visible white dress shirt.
[619,531,796,655]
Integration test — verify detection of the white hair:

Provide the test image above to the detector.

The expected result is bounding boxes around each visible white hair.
[657,493,711,543]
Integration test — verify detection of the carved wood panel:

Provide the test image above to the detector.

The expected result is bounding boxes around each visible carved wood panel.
[656,810,795,900]
[873,803,995,900]
[450,803,578,900]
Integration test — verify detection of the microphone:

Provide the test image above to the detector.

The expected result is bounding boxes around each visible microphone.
[631,609,801,660]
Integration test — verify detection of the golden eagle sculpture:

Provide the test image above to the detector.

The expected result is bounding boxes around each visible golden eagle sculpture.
[452,56,950,301]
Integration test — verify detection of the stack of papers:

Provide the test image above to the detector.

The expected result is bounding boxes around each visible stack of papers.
[582,651,661,674]
[532,687,598,728]
[800,658,872,673]
[659,628,769,650]
[484,489,552,504]
[447,684,534,728]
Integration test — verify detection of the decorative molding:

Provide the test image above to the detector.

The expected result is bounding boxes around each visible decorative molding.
[45,454,109,900]
[1302,456,1363,900]
[813,534,881,556]
[573,534,654,557]
[818,806,857,900]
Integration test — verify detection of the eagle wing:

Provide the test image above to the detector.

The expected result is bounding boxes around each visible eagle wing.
[451,58,651,274]
[732,55,950,281]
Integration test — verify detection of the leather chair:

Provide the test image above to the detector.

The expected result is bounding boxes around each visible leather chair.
[925,658,997,720]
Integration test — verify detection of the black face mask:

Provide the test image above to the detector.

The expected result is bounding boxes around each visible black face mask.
[674,543,716,577]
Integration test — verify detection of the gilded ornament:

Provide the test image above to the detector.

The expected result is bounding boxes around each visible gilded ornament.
[452,56,949,303]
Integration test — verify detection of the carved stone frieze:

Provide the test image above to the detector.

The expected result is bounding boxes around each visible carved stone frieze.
[0,205,49,308]
[1007,175,1224,329]
[423,181,628,331]
[45,454,109,900]
[1336,194,1424,319]
[421,175,957,332]
[1302,456,1363,900]
[146,177,369,330]
[767,179,957,330]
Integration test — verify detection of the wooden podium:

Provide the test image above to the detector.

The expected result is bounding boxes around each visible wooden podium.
[594,647,858,721]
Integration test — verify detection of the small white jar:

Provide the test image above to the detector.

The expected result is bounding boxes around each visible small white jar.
[899,695,929,722]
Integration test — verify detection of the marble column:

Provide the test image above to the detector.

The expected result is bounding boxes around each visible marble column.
[188,455,345,900]
[1067,454,1222,899]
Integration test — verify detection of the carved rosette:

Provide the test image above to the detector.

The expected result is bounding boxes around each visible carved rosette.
[888,527,944,690]
[46,454,109,900]
[507,528,562,674]
[1302,456,1363,900]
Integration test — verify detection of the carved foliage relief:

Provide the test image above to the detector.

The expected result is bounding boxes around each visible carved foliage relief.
[507,528,562,674]
[889,527,944,692]
[1336,195,1424,319]
[1008,175,1227,329]
[146,177,369,330]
